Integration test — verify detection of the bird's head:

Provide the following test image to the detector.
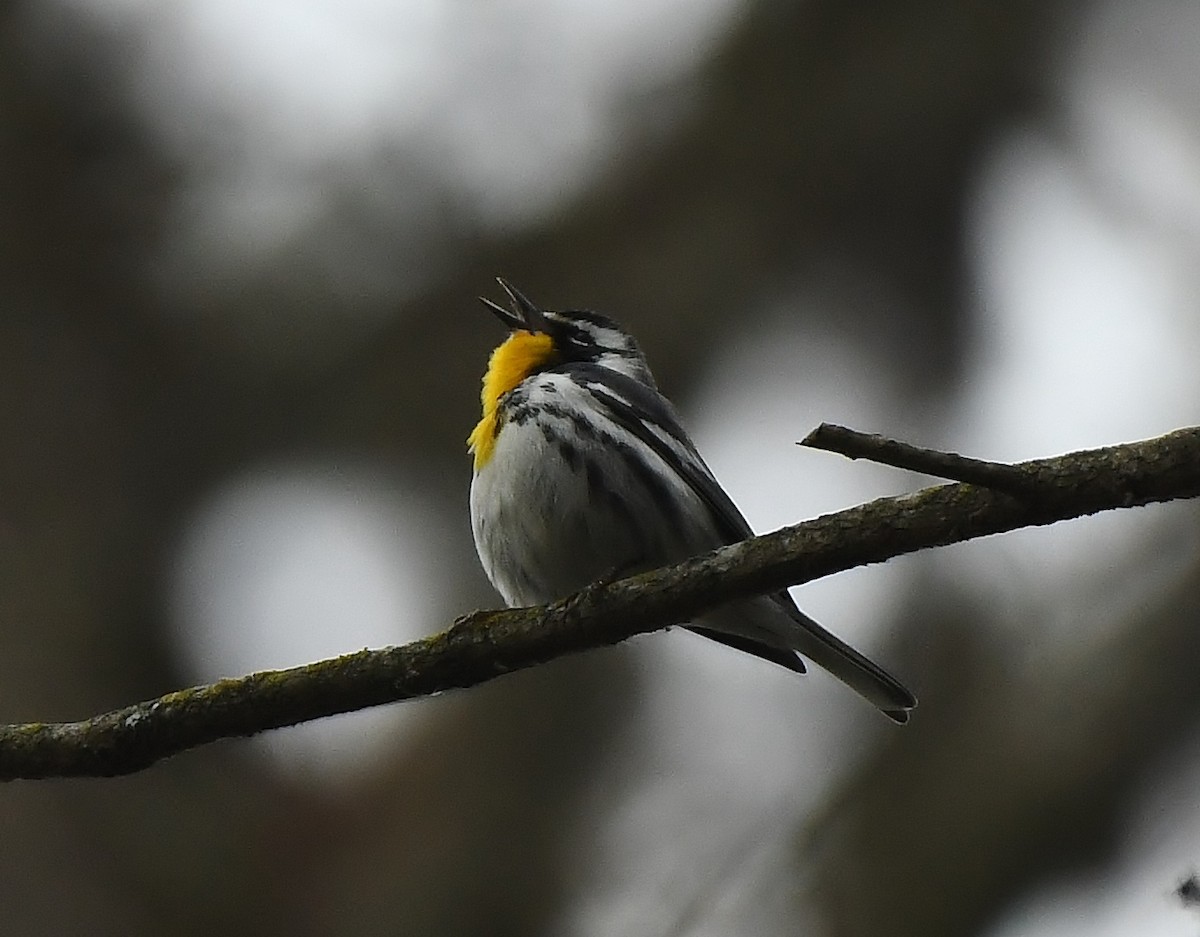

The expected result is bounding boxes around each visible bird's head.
[468,278,656,468]
[479,278,656,390]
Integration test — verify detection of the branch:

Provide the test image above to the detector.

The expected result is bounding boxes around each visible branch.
[801,423,1039,493]
[3,426,1199,781]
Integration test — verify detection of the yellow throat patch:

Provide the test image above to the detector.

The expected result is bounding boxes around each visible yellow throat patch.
[468,330,556,470]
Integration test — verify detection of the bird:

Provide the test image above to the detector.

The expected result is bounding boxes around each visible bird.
[467,278,916,722]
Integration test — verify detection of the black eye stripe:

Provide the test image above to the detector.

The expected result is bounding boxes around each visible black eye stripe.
[549,317,639,359]
[556,323,591,348]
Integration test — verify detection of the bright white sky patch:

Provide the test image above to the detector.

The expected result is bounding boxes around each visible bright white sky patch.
[945,98,1200,644]
[169,464,442,785]
[961,131,1198,460]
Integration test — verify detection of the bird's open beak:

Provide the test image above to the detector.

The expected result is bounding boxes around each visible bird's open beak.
[479,277,548,332]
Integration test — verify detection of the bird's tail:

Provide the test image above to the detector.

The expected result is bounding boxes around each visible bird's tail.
[695,597,916,723]
[782,606,916,723]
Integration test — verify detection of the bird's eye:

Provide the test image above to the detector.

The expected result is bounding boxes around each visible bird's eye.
[552,325,595,359]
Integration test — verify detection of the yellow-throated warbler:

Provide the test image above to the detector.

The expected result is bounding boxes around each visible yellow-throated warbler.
[468,279,915,722]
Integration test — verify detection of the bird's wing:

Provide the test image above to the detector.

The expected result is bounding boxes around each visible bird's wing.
[571,368,807,647]
[570,366,754,546]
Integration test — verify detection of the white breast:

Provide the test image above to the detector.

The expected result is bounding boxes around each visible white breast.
[469,374,709,607]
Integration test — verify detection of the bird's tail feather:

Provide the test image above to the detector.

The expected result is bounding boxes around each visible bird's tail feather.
[782,607,915,723]
[695,597,916,723]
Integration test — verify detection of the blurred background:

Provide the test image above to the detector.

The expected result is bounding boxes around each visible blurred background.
[3,0,1200,934]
